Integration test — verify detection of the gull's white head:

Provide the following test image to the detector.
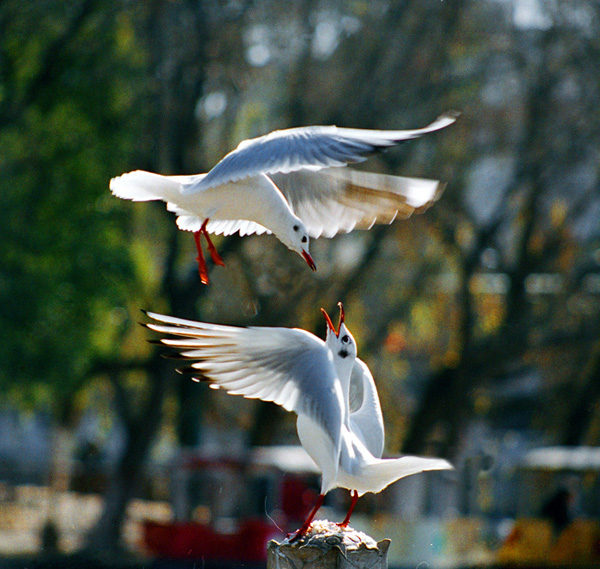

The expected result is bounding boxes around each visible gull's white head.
[279,217,316,271]
[321,302,357,371]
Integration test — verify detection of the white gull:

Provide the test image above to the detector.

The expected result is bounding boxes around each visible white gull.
[143,303,452,538]
[111,112,458,284]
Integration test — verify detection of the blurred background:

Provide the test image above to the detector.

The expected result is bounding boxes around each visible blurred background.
[1,0,599,567]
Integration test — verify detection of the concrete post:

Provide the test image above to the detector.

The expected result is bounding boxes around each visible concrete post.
[267,520,391,569]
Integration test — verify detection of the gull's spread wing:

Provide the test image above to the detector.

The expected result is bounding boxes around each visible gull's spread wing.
[183,112,458,194]
[270,167,445,238]
[144,312,344,450]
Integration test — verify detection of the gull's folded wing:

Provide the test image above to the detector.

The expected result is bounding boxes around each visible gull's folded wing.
[349,359,385,459]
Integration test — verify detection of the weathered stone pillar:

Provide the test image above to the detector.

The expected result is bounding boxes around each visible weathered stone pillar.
[267,520,391,569]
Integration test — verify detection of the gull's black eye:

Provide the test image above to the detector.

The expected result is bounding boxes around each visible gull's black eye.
[293,225,299,232]
[341,334,350,344]
[301,236,307,243]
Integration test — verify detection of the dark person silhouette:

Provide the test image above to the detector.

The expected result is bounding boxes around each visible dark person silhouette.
[541,487,573,535]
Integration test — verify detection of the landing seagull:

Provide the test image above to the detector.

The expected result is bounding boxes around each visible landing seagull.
[142,304,452,539]
[112,112,458,284]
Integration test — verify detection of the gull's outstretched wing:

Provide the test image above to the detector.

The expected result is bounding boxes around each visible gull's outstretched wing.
[349,359,385,459]
[271,168,445,238]
[182,112,458,194]
[143,312,344,451]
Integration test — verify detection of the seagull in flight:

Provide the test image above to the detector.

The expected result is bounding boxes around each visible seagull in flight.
[111,112,458,284]
[142,304,452,539]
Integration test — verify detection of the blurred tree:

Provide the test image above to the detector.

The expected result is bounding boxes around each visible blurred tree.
[400,0,600,456]
[2,0,600,556]
[0,0,146,410]
[81,0,212,551]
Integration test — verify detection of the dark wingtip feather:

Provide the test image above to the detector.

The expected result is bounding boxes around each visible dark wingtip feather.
[162,352,195,360]
[176,367,213,385]
[176,365,200,375]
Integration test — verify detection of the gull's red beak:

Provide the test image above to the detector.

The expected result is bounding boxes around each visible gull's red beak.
[301,250,317,271]
[321,308,338,337]
[337,302,345,329]
[321,303,344,337]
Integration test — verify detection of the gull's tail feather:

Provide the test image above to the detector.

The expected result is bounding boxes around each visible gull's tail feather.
[355,456,453,496]
[110,170,183,202]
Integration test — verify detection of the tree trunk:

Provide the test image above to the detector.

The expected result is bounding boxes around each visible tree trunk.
[562,339,600,446]
[83,0,209,552]
[83,354,172,553]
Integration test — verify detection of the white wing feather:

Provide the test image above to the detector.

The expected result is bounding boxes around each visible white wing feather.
[271,168,445,238]
[349,359,385,459]
[183,112,458,194]
[144,312,344,451]
[165,203,271,235]
[205,219,271,237]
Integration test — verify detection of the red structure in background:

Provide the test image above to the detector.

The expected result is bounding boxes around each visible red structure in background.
[141,446,320,563]
[143,518,276,562]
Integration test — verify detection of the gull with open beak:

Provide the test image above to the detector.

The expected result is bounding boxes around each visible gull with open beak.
[142,304,452,539]
[111,112,458,284]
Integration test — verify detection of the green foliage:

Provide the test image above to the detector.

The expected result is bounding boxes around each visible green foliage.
[0,2,150,402]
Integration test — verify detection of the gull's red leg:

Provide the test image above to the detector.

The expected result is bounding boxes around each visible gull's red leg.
[200,219,225,267]
[288,494,325,542]
[337,490,359,528]
[193,230,210,285]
